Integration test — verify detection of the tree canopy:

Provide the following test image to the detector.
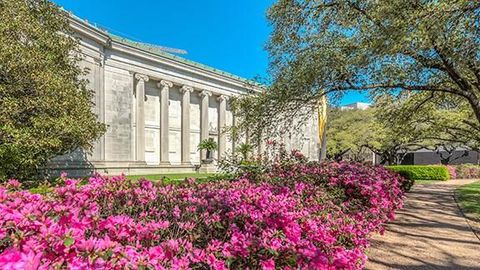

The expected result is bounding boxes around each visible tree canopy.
[375,91,480,163]
[235,0,479,141]
[326,91,479,164]
[0,0,106,180]
[326,108,375,161]
[326,103,430,165]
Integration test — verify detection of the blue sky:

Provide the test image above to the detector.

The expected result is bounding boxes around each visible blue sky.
[52,0,368,105]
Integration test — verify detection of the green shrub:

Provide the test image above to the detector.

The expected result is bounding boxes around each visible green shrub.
[386,165,450,181]
[0,0,106,181]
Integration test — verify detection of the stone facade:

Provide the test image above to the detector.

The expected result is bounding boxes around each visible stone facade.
[49,15,320,176]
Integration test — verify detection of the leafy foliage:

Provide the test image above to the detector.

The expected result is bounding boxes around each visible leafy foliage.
[236,143,254,160]
[326,100,436,165]
[387,165,450,181]
[237,0,480,141]
[331,92,478,164]
[369,94,440,164]
[376,92,480,152]
[0,0,106,180]
[326,108,375,161]
[197,138,218,152]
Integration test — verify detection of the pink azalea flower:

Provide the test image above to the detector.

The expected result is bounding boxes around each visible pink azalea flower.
[261,259,275,270]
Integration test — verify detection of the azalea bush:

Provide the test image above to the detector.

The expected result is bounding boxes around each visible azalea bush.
[446,165,457,180]
[0,161,404,269]
[449,164,480,179]
[218,140,307,178]
[258,160,407,227]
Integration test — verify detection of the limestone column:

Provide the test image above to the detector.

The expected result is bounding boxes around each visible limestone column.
[134,73,149,163]
[93,55,106,162]
[158,80,173,165]
[180,86,194,164]
[217,95,228,160]
[231,115,237,156]
[258,132,265,156]
[99,54,106,161]
[199,90,212,160]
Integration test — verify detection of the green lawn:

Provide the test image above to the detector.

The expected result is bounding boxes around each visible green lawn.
[126,173,214,182]
[414,180,444,185]
[29,173,217,194]
[457,181,480,221]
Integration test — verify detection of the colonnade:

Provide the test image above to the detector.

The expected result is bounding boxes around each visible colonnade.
[134,73,229,165]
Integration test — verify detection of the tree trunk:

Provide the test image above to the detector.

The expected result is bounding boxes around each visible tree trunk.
[467,95,480,124]
[437,149,453,165]
[396,152,408,165]
[380,151,396,165]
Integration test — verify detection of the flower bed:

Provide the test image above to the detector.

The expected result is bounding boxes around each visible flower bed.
[447,164,480,179]
[0,162,404,269]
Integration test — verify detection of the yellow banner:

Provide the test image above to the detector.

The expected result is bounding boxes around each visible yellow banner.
[317,95,327,142]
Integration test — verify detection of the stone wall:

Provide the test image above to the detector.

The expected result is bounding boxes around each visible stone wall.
[49,16,320,177]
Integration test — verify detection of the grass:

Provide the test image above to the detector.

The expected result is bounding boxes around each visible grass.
[126,173,214,182]
[457,181,480,221]
[414,180,444,185]
[28,173,218,194]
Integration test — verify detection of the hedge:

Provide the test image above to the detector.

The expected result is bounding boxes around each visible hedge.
[386,165,450,181]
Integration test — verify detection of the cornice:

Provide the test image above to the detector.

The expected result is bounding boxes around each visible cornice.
[110,41,261,92]
[68,14,264,93]
[68,15,110,47]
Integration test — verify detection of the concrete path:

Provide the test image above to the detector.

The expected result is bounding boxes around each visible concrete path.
[366,180,480,270]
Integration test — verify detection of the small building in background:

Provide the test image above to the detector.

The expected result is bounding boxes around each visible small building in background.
[400,148,480,165]
[374,148,480,165]
[340,102,371,110]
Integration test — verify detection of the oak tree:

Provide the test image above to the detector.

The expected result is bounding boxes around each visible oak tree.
[246,0,480,138]
[0,0,106,180]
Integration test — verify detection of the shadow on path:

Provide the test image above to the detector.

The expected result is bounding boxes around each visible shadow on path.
[366,180,480,270]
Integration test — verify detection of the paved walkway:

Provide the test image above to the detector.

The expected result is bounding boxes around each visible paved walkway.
[366,180,480,270]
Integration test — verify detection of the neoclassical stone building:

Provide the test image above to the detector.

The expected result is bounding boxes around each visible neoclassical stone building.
[51,15,320,176]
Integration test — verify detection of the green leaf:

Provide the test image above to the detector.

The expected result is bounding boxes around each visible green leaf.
[64,236,75,247]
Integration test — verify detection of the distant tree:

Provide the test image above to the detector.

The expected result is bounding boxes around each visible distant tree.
[369,95,434,164]
[326,108,375,161]
[0,0,106,180]
[377,92,479,164]
[238,0,480,138]
[435,145,469,165]
[325,91,479,165]
[325,102,429,165]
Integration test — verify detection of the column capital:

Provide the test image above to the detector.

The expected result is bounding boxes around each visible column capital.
[199,90,212,97]
[135,73,149,82]
[158,80,173,89]
[217,95,229,102]
[180,85,194,94]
